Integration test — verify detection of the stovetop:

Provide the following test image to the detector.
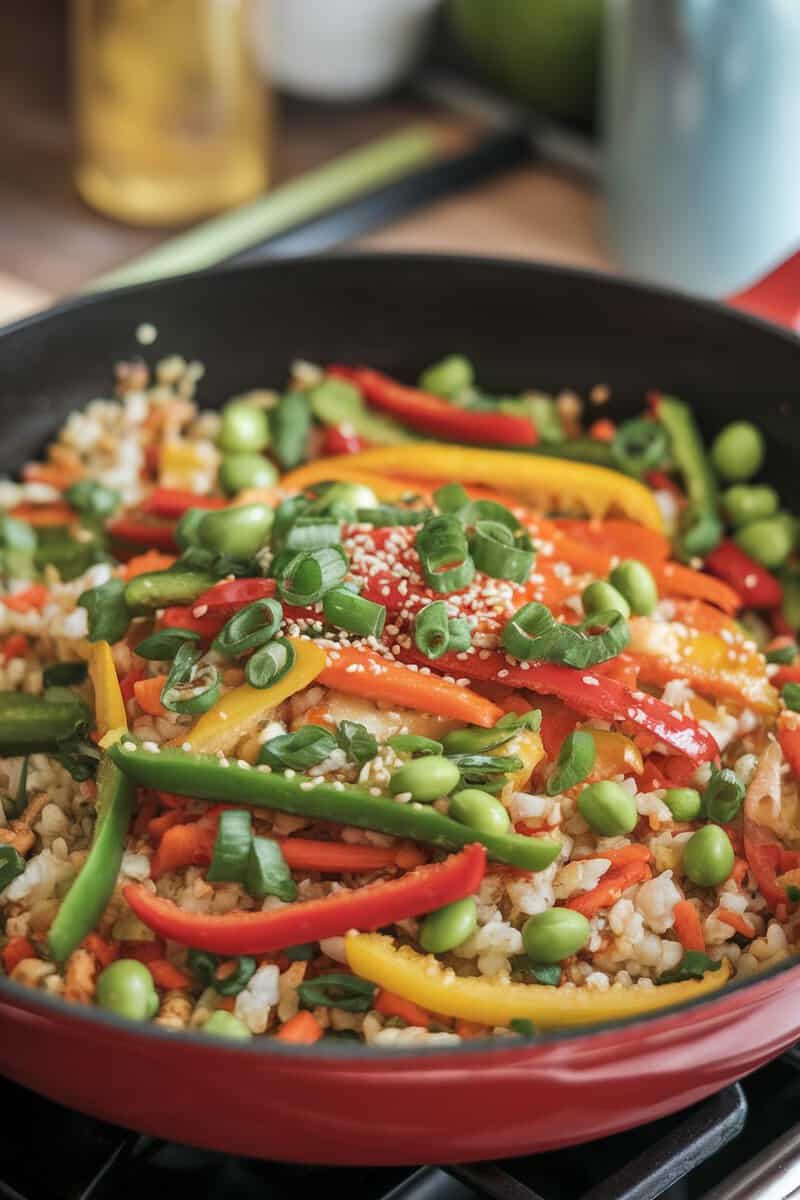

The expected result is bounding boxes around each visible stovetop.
[4,1051,800,1200]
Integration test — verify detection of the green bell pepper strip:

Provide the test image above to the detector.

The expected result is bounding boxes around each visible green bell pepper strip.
[0,693,90,756]
[651,393,723,558]
[124,568,217,612]
[107,739,561,872]
[47,756,135,963]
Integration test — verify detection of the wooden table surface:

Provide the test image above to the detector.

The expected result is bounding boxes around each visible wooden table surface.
[0,1,610,326]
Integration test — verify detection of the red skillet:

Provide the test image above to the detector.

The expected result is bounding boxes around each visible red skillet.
[0,252,799,1164]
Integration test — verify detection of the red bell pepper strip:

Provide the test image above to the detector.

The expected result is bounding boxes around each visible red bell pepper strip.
[119,666,146,705]
[321,425,369,456]
[773,664,800,689]
[108,516,178,552]
[159,606,225,638]
[123,843,486,954]
[778,722,800,779]
[327,366,537,447]
[192,577,278,622]
[705,540,783,610]
[395,647,720,765]
[140,488,226,520]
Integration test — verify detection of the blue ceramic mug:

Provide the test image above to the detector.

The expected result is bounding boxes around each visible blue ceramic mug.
[602,0,800,297]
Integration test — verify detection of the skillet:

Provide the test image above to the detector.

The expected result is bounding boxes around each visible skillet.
[1,252,800,1165]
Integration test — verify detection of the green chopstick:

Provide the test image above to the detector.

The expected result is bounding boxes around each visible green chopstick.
[83,124,438,294]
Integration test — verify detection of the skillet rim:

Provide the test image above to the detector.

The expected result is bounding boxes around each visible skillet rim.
[0,249,798,1061]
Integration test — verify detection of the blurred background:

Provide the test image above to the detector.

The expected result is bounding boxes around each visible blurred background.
[2,0,799,323]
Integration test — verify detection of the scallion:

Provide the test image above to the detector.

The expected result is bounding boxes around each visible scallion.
[78,578,130,644]
[413,600,450,659]
[246,836,297,902]
[322,587,386,637]
[207,809,253,883]
[212,598,283,659]
[42,662,88,688]
[277,546,348,605]
[502,602,629,668]
[135,628,200,661]
[297,973,376,1012]
[355,506,430,526]
[470,519,534,584]
[387,734,443,756]
[245,637,295,689]
[285,518,343,551]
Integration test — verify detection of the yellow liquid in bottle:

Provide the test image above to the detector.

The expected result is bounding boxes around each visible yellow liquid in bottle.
[71,0,269,226]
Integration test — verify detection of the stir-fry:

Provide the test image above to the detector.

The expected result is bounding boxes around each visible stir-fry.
[1,350,798,1046]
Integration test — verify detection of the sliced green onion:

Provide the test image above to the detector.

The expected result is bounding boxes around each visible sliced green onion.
[416,515,475,594]
[433,482,470,515]
[260,725,338,771]
[470,519,534,584]
[447,617,472,653]
[285,518,342,551]
[78,578,130,644]
[443,723,519,755]
[277,546,348,605]
[271,391,311,471]
[337,720,378,766]
[355,506,431,526]
[271,496,310,546]
[611,418,669,476]
[187,949,257,996]
[0,844,25,891]
[387,734,444,756]
[246,836,297,902]
[462,498,520,530]
[42,662,88,687]
[702,767,744,823]
[502,602,630,668]
[135,628,200,661]
[306,481,378,518]
[297,973,376,1012]
[161,663,221,715]
[246,637,295,689]
[767,641,798,665]
[322,587,386,637]
[207,809,253,883]
[213,598,283,659]
[782,683,800,712]
[547,730,596,795]
[413,600,451,659]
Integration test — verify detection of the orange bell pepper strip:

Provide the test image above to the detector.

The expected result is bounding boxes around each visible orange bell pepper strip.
[552,518,670,569]
[587,730,644,780]
[375,988,436,1028]
[22,461,84,490]
[122,550,177,580]
[124,844,487,955]
[653,562,740,614]
[133,675,168,718]
[628,617,778,714]
[275,1011,324,1044]
[147,959,193,990]
[151,818,217,879]
[318,645,503,728]
[566,859,652,917]
[147,808,188,842]
[672,899,705,952]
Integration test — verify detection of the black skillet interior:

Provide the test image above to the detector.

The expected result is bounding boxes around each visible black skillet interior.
[1,253,798,488]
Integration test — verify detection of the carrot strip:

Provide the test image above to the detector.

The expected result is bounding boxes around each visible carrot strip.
[318,645,503,728]
[375,988,435,1028]
[133,675,168,718]
[655,563,740,614]
[3,584,50,613]
[22,462,83,490]
[148,809,188,843]
[151,820,217,879]
[566,860,652,917]
[147,959,193,990]
[82,933,120,968]
[2,936,35,973]
[120,939,166,964]
[9,503,75,527]
[278,838,413,874]
[551,518,670,569]
[673,899,705,952]
[578,844,652,869]
[122,550,177,580]
[275,1011,324,1044]
[716,909,756,939]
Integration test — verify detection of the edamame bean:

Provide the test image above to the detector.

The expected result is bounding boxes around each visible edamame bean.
[218,403,270,453]
[582,580,630,620]
[608,559,658,616]
[420,897,477,953]
[314,481,378,516]
[419,355,475,399]
[199,503,274,558]
[710,421,764,482]
[703,768,744,823]
[577,780,638,836]
[735,516,794,569]
[449,787,511,835]
[96,959,159,1021]
[522,908,590,964]
[219,453,278,497]
[682,824,734,887]
[663,787,702,822]
[389,755,461,803]
[203,1010,253,1040]
[723,484,779,528]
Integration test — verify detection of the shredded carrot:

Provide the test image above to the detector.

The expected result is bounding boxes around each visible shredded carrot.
[318,645,503,728]
[654,562,740,614]
[151,819,217,879]
[3,584,50,613]
[147,959,193,990]
[148,808,188,843]
[275,1011,325,1044]
[82,933,120,968]
[578,844,652,869]
[566,860,652,917]
[716,909,756,939]
[22,462,82,490]
[277,838,419,874]
[122,550,177,580]
[133,674,168,718]
[2,633,29,663]
[9,502,75,527]
[120,939,166,964]
[375,988,434,1028]
[2,936,35,973]
[673,899,705,952]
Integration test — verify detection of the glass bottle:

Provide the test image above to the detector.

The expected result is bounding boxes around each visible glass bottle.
[71,0,269,226]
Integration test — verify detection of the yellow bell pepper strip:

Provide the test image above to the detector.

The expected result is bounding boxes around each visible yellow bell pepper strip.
[280,443,665,532]
[499,729,544,802]
[345,933,731,1030]
[588,730,643,779]
[88,640,127,737]
[174,637,326,758]
[628,617,778,715]
[159,438,219,492]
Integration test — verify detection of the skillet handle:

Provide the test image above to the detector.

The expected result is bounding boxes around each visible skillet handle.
[727,248,800,331]
[702,1120,800,1200]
